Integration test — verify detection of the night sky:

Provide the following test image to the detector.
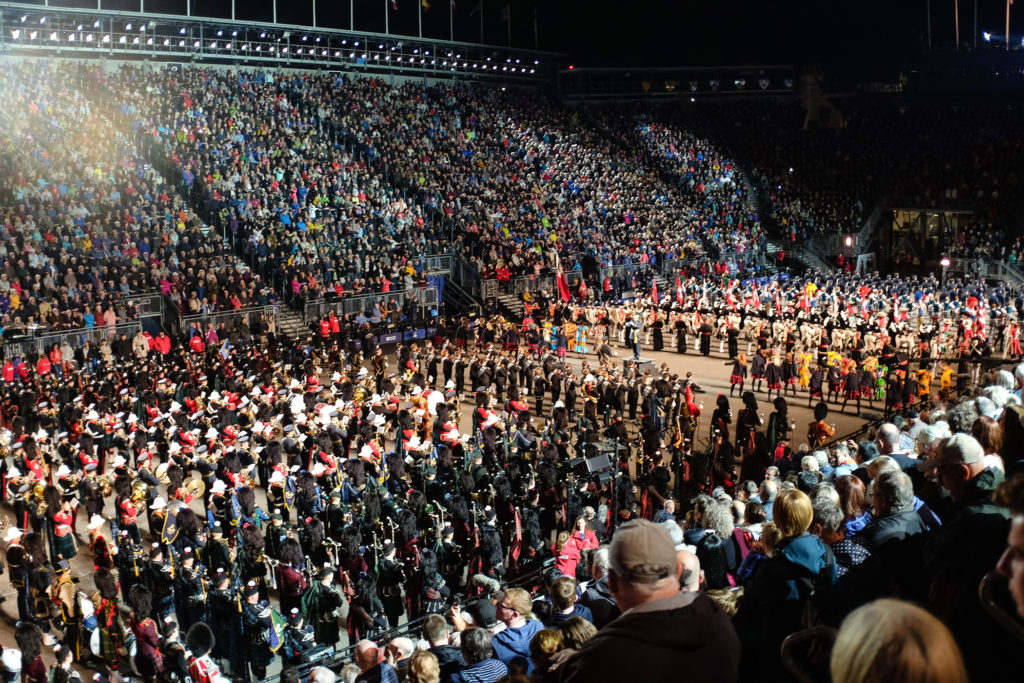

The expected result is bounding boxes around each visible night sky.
[23,0,1024,74]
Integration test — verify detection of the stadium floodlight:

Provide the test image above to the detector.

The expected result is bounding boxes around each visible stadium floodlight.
[193,40,200,47]
[414,48,420,53]
[354,41,360,46]
[86,33,93,41]
[133,36,139,44]
[180,27,187,34]
[530,68,535,73]
[315,36,321,42]
[334,50,340,56]
[19,15,26,23]
[49,32,58,41]
[983,31,992,42]
[302,35,307,41]
[94,21,101,28]
[362,53,367,58]
[147,37,153,45]
[226,42,232,49]
[29,31,37,39]
[210,41,217,48]
[77,25,83,31]
[218,30,224,37]
[141,25,147,31]
[119,35,126,43]
[349,51,355,57]
[40,17,46,24]
[102,34,109,42]
[125,22,131,30]
[10,30,19,39]
[233,31,238,36]
[281,46,288,52]
[241,43,248,49]
[179,40,185,46]
[256,45,262,51]
[261,32,267,38]
[322,49,327,55]
[164,38,170,46]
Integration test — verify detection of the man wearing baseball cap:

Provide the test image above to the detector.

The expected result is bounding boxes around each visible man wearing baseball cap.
[558,519,739,683]
[922,433,1011,681]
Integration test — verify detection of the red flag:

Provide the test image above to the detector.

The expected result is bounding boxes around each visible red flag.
[652,276,658,302]
[752,282,761,308]
[675,275,683,305]
[391,0,398,8]
[555,255,571,303]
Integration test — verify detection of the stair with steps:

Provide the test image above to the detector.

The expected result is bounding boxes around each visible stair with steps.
[276,308,310,340]
[497,292,525,319]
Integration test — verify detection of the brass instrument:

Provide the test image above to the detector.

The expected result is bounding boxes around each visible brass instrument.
[270,426,284,440]
[97,475,113,497]
[29,481,47,516]
[131,480,150,506]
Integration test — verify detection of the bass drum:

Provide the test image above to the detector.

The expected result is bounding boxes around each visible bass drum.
[88,630,137,673]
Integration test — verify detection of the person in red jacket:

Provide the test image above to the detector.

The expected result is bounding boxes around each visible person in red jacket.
[189,334,205,354]
[155,332,172,355]
[2,359,15,383]
[35,354,51,377]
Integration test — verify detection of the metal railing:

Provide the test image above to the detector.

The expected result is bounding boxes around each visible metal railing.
[2,321,143,358]
[945,258,1024,285]
[178,305,279,336]
[303,287,438,322]
[411,254,453,275]
[126,292,164,317]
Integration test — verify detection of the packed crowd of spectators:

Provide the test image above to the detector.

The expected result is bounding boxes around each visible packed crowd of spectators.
[5,59,1024,344]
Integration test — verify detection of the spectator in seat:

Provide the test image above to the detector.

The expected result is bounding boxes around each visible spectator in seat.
[543,577,593,627]
[830,599,966,683]
[577,548,619,629]
[453,628,508,683]
[491,588,543,674]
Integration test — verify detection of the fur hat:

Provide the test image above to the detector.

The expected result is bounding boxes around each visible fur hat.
[185,623,215,658]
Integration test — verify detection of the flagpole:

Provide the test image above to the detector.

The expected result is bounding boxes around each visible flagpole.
[419,0,423,37]
[450,1,454,41]
[480,0,484,44]
[507,2,511,46]
[1007,0,1012,50]
[954,0,959,48]
[351,0,355,30]
[386,0,390,35]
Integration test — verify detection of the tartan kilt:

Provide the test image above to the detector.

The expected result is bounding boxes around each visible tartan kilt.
[845,389,861,400]
[455,338,467,348]
[432,335,444,345]
[504,342,517,351]
[730,374,744,385]
[828,381,842,392]
[768,381,782,391]
[809,388,823,397]
[557,348,567,358]
[751,373,764,380]
[786,377,797,385]
[861,387,873,398]
[528,343,539,352]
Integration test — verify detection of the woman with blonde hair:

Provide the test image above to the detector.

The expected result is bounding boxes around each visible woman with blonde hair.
[406,650,441,683]
[734,489,834,675]
[831,599,967,683]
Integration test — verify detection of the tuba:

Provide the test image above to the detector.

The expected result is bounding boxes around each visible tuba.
[29,481,47,516]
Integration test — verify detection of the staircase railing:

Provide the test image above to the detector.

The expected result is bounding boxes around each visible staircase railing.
[444,279,482,317]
